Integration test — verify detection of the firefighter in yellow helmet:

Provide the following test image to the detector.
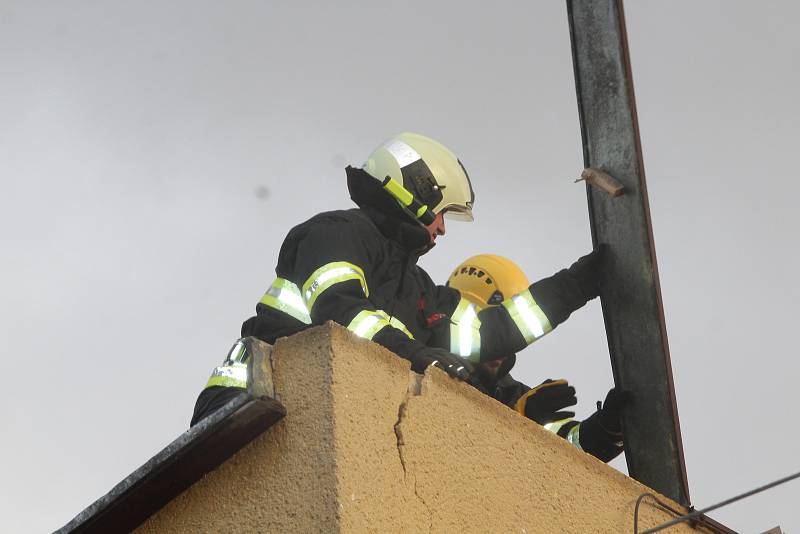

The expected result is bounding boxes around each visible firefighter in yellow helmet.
[447,254,626,463]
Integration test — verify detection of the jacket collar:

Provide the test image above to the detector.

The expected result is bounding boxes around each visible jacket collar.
[346,166,431,253]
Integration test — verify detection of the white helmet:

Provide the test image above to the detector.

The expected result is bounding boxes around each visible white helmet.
[363,132,475,221]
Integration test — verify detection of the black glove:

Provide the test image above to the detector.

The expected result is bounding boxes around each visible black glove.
[596,387,629,434]
[567,245,606,300]
[408,346,473,381]
[514,379,577,425]
[578,387,629,462]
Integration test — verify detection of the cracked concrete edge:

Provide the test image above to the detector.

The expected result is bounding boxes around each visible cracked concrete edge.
[394,372,433,532]
[327,323,430,533]
[385,353,716,534]
[392,374,419,479]
[245,336,276,400]
[133,322,714,533]
[136,325,341,533]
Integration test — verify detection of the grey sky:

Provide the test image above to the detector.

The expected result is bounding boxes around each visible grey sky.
[1,1,797,532]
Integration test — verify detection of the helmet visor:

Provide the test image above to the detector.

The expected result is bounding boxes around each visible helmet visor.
[442,204,474,222]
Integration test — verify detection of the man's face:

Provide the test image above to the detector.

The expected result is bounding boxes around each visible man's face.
[425,212,446,245]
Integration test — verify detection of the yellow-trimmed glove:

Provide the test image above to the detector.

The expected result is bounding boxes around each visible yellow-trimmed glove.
[514,379,577,425]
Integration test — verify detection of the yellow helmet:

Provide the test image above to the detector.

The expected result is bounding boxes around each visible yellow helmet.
[447,254,529,310]
[363,132,475,221]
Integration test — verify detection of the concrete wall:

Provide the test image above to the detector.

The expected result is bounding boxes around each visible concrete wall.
[137,323,711,533]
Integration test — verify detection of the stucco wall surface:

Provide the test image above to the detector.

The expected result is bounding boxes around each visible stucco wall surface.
[138,323,710,533]
[137,327,342,533]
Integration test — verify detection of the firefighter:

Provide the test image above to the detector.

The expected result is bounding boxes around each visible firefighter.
[446,254,626,462]
[191,132,603,426]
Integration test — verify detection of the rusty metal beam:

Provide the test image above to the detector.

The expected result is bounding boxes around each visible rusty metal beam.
[566,0,691,505]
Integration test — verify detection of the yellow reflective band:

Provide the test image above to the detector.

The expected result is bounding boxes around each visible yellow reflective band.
[543,419,582,451]
[449,297,482,362]
[415,204,429,219]
[347,310,391,340]
[205,363,248,390]
[383,178,414,206]
[225,339,248,365]
[259,278,312,324]
[347,309,415,341]
[502,289,552,345]
[543,418,570,434]
[566,424,582,449]
[388,315,415,340]
[302,262,368,311]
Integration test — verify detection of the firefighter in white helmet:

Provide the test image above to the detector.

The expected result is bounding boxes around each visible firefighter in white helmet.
[446,254,626,463]
[192,133,604,427]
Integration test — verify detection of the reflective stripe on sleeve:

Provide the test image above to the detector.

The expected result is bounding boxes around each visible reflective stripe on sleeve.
[302,262,368,311]
[387,315,414,340]
[501,289,553,345]
[205,363,248,389]
[565,424,581,448]
[449,298,482,362]
[347,309,415,341]
[259,278,312,324]
[543,419,583,450]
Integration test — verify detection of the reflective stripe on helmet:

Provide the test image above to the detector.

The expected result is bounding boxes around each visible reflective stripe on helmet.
[205,362,248,389]
[449,298,482,361]
[502,289,552,344]
[347,309,414,341]
[384,138,422,167]
[302,262,368,311]
[543,419,583,450]
[259,278,312,324]
[364,133,469,224]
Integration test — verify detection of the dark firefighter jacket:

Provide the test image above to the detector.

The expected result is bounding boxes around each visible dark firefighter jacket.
[192,167,596,426]
[240,167,592,370]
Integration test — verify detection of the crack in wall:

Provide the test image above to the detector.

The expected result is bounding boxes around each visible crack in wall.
[394,373,433,532]
[267,345,277,400]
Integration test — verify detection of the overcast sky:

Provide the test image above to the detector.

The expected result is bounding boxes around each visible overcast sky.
[1,2,798,532]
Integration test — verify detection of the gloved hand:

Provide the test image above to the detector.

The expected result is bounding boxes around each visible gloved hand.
[408,346,473,381]
[567,245,606,300]
[514,379,577,425]
[578,387,630,462]
[596,387,630,435]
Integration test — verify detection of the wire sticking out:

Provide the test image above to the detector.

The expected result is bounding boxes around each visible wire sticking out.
[633,493,683,534]
[634,469,800,533]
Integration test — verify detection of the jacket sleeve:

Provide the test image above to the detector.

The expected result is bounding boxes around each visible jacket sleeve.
[287,218,430,362]
[446,267,592,363]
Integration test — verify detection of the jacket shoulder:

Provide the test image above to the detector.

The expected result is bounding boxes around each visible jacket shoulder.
[276,209,379,276]
[288,209,374,238]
